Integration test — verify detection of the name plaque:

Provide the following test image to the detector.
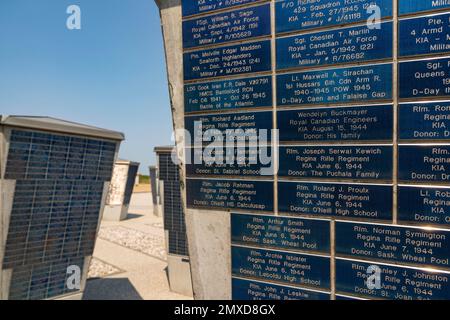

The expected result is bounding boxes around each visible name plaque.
[399,12,450,57]
[232,246,331,289]
[336,221,450,269]
[398,145,450,183]
[183,4,271,48]
[399,102,450,140]
[186,178,274,212]
[399,0,450,16]
[276,22,393,70]
[398,185,450,226]
[278,146,393,181]
[277,105,393,142]
[186,146,274,177]
[399,57,450,100]
[278,181,393,221]
[275,0,393,34]
[184,75,272,113]
[231,213,331,253]
[336,258,450,300]
[182,0,260,17]
[185,110,273,143]
[277,64,393,107]
[184,40,271,81]
[232,278,330,300]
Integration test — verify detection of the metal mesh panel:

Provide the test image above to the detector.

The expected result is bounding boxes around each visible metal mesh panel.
[8,257,84,300]
[158,152,188,256]
[3,129,117,300]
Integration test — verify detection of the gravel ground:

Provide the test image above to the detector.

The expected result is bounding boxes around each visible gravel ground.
[98,225,167,261]
[88,258,122,279]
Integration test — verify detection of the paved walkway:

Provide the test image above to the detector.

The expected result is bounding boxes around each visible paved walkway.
[83,192,191,300]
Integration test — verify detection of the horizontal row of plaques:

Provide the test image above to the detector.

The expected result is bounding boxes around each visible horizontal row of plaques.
[185,101,450,142]
[231,245,450,300]
[231,213,450,270]
[185,54,450,103]
[184,6,450,64]
[233,257,450,300]
[184,101,450,142]
[231,213,450,299]
[189,181,450,226]
[185,59,450,106]
[184,144,450,184]
[182,0,450,33]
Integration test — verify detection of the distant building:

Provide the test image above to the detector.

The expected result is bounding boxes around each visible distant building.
[0,116,124,300]
[103,160,140,221]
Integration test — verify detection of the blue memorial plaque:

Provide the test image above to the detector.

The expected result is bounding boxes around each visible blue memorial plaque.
[232,246,331,289]
[231,213,330,253]
[186,178,274,212]
[185,110,273,144]
[232,278,330,300]
[336,221,450,269]
[398,185,450,226]
[399,145,450,183]
[399,0,450,16]
[278,105,393,142]
[399,102,450,140]
[277,22,393,70]
[277,64,393,106]
[279,146,393,180]
[182,0,260,17]
[184,75,272,113]
[276,0,393,34]
[399,57,450,100]
[186,146,274,176]
[184,40,271,81]
[278,181,393,221]
[183,4,270,48]
[400,13,450,57]
[336,258,450,300]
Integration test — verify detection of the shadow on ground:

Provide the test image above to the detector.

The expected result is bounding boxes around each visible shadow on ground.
[125,213,144,220]
[83,278,143,300]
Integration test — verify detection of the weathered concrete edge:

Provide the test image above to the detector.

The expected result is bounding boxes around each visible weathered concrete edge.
[154,0,232,300]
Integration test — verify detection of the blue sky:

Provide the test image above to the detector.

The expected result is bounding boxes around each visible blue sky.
[0,0,173,173]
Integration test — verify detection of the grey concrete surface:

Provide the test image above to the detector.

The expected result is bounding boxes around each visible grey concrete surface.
[156,0,232,300]
[83,192,191,300]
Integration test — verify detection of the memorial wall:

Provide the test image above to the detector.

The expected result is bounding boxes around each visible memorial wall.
[178,0,450,300]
